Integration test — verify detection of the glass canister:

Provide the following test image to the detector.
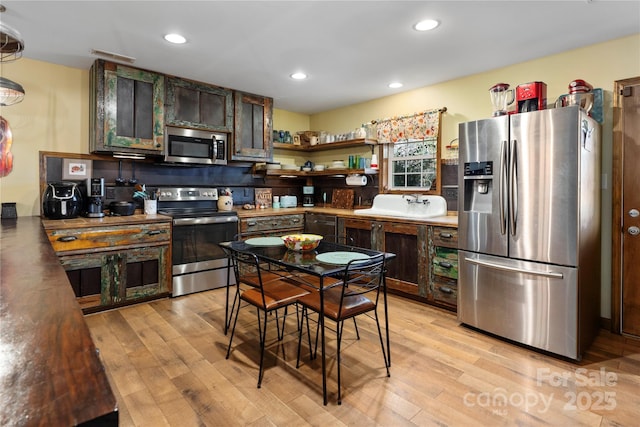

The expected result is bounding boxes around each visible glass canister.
[365,122,377,140]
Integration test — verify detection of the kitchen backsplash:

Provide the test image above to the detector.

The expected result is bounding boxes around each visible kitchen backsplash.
[45,154,459,211]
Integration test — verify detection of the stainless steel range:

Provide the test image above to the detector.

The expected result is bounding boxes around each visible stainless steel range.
[157,187,238,297]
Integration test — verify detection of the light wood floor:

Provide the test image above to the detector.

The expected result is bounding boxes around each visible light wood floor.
[85,289,640,426]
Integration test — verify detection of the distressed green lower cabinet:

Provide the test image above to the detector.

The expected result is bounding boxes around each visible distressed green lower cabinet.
[429,226,459,310]
[46,222,172,313]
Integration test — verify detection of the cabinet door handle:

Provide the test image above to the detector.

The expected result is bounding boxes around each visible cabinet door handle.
[292,218,300,223]
[147,230,162,235]
[439,286,454,294]
[57,236,78,242]
[438,261,453,269]
[247,221,257,227]
[439,232,453,239]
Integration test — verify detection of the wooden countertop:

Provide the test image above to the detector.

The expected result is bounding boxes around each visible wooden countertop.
[0,217,118,425]
[40,208,457,228]
[235,206,458,227]
[42,213,173,230]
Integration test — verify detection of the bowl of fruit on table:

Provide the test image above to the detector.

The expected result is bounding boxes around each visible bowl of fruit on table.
[281,234,323,252]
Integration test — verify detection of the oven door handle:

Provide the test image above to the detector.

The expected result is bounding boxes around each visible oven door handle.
[173,216,239,226]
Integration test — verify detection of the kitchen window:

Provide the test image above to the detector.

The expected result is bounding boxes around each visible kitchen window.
[388,138,437,191]
[375,107,445,193]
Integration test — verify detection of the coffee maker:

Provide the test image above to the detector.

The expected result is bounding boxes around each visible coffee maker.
[302,186,314,207]
[84,177,105,218]
[516,81,547,113]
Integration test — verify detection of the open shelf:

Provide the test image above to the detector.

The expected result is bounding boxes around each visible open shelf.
[273,138,377,152]
[262,167,379,178]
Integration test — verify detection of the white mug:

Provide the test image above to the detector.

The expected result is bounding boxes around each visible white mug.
[310,136,319,145]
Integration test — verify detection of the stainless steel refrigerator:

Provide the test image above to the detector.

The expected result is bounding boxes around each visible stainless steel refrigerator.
[457,106,601,360]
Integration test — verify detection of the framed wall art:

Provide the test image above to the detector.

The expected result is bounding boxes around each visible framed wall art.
[254,188,272,208]
[62,158,92,180]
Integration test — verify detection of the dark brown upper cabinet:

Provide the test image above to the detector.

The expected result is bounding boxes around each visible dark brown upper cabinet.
[90,60,165,155]
[232,91,273,162]
[165,77,233,132]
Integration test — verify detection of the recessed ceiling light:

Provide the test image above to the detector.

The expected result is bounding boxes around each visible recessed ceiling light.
[388,82,403,89]
[164,33,186,44]
[290,72,308,80]
[413,19,439,32]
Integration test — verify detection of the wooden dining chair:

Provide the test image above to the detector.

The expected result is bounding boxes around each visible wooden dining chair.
[295,253,389,404]
[221,234,292,335]
[226,249,310,388]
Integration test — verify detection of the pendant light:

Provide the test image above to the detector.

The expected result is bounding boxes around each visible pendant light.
[0,77,25,106]
[0,12,26,106]
[0,21,24,62]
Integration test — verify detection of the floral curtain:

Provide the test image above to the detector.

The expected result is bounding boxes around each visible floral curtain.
[374,107,444,144]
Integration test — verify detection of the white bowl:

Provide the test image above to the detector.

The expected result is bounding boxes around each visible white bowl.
[302,167,312,172]
[281,164,299,171]
[314,165,325,171]
[332,161,345,168]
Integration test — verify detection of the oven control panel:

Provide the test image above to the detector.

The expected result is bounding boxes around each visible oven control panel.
[157,187,219,201]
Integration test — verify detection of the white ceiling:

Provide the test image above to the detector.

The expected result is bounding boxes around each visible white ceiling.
[2,1,639,114]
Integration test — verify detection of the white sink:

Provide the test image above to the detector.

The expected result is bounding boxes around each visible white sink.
[355,194,447,219]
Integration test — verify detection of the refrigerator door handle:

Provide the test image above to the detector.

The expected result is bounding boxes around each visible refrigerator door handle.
[464,257,564,279]
[509,139,518,236]
[500,140,507,235]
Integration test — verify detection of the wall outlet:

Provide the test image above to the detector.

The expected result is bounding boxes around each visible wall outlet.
[105,187,116,200]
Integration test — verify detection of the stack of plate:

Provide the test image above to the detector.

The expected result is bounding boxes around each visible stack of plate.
[330,160,345,169]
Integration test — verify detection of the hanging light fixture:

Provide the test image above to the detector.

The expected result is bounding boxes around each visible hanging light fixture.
[0,21,24,62]
[0,9,26,106]
[0,77,25,106]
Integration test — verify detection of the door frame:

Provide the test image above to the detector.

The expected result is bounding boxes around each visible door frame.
[611,76,640,334]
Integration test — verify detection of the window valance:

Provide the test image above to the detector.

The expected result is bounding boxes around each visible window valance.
[374,107,446,144]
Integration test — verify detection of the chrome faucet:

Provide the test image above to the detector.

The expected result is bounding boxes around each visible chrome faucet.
[403,194,419,204]
[403,194,431,206]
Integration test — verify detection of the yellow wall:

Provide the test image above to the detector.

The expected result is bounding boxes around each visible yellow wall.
[1,34,638,318]
[0,59,89,215]
[272,109,310,135]
[309,33,640,161]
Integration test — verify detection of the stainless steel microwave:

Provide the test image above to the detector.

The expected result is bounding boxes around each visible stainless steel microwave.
[164,126,227,165]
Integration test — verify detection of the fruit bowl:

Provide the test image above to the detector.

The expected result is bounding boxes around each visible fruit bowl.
[281,234,323,252]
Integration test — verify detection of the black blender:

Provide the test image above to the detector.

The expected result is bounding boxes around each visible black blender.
[84,177,105,218]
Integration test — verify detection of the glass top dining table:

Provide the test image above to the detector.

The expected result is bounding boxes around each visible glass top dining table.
[220,238,395,405]
[223,238,393,277]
